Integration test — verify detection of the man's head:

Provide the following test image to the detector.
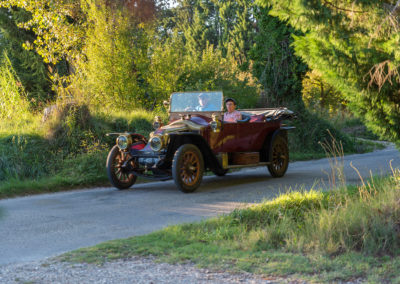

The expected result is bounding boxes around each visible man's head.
[198,93,210,107]
[225,98,237,113]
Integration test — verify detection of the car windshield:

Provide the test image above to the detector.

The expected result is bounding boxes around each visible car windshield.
[170,91,223,112]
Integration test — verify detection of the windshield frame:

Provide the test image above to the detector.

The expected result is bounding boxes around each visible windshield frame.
[169,91,224,113]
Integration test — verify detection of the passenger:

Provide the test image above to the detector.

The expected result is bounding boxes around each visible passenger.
[224,98,242,122]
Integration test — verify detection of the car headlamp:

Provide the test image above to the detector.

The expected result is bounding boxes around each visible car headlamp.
[149,136,163,152]
[117,135,132,150]
[210,114,221,132]
[153,116,162,129]
[210,121,218,131]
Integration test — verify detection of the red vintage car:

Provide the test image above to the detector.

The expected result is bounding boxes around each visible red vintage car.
[106,91,295,192]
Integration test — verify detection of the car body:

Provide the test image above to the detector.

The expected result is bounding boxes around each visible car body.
[106,91,295,192]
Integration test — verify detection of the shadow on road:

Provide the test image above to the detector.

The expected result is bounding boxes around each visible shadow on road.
[118,169,316,196]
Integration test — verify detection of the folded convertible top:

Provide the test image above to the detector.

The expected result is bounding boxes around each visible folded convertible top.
[240,107,296,120]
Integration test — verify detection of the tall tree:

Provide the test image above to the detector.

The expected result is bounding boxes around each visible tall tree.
[261,0,400,142]
[250,6,306,108]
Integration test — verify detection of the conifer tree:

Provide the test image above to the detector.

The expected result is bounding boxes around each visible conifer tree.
[250,6,306,108]
[262,0,400,142]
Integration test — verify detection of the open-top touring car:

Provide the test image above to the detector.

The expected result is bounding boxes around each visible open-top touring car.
[106,91,295,193]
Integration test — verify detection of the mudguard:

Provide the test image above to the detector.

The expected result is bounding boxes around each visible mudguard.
[161,132,224,174]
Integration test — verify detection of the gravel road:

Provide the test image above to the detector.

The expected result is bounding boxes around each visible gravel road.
[0,145,398,283]
[0,257,293,284]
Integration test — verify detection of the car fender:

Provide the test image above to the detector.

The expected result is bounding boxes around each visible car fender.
[263,128,290,163]
[164,132,223,173]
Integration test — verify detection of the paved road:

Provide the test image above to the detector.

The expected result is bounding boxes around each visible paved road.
[0,145,399,266]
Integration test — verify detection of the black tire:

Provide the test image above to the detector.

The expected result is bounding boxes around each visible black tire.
[106,145,137,190]
[172,144,204,193]
[215,169,228,176]
[267,135,289,177]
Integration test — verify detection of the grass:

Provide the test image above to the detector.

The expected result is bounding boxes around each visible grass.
[0,108,157,199]
[60,172,400,282]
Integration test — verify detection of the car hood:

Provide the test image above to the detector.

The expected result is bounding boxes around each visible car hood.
[160,119,205,133]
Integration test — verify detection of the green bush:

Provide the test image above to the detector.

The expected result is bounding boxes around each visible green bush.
[289,109,356,155]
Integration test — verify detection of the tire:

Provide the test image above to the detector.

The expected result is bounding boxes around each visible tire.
[172,144,204,193]
[267,135,289,177]
[215,169,228,176]
[106,145,137,190]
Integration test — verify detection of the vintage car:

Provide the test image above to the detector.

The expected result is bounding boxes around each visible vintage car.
[106,91,295,193]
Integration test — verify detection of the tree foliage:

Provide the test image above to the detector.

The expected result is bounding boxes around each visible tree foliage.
[261,0,400,142]
[0,51,30,119]
[250,6,306,108]
[72,1,149,109]
[302,70,347,114]
[0,0,306,112]
[0,7,53,108]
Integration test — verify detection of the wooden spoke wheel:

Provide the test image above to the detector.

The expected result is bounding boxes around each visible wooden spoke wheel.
[106,145,137,190]
[172,144,204,193]
[268,135,289,178]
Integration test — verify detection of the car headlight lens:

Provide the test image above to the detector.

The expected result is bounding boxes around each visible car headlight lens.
[150,136,163,152]
[117,135,132,150]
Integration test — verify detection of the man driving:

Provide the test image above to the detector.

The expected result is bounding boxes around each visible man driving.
[195,93,217,111]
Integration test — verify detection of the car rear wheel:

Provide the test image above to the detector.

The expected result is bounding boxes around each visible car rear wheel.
[172,144,204,193]
[268,135,289,177]
[106,145,137,189]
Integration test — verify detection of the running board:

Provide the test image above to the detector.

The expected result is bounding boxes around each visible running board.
[225,162,270,169]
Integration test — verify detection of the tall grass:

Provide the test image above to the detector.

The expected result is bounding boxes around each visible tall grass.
[227,170,400,256]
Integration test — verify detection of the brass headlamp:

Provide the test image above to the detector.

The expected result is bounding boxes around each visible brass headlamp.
[153,116,162,129]
[210,114,221,133]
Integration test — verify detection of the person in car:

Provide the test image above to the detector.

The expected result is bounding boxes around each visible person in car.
[195,93,217,111]
[224,98,242,122]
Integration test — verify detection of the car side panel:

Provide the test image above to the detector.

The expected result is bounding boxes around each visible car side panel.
[208,121,280,153]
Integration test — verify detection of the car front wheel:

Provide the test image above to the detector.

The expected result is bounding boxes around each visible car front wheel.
[106,145,137,190]
[267,135,289,177]
[172,144,204,193]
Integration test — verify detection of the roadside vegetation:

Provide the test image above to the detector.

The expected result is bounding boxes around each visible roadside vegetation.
[0,105,383,199]
[61,167,400,282]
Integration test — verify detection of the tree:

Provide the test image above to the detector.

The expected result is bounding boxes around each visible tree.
[261,0,400,142]
[250,6,306,108]
[302,70,347,113]
[73,1,150,109]
[0,7,53,108]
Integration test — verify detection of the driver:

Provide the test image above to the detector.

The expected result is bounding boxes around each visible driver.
[224,98,242,122]
[195,93,217,111]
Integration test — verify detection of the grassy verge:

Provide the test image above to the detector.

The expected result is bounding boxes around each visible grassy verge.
[0,109,156,199]
[61,173,400,282]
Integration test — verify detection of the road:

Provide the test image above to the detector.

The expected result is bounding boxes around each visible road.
[0,145,399,266]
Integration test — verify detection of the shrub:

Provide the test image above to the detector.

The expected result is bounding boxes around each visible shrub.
[289,109,355,155]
